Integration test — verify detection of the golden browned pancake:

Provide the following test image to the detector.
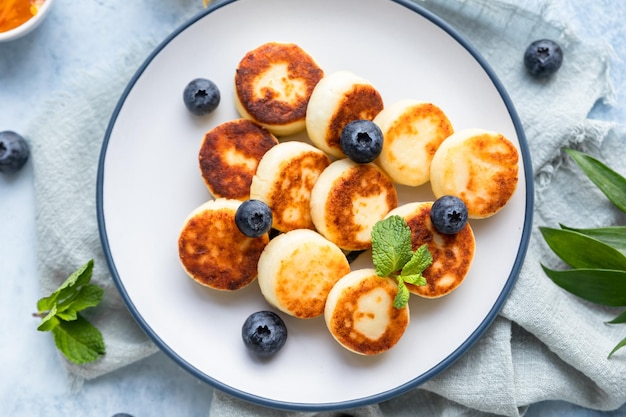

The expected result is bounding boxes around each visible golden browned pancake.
[257,229,350,319]
[249,141,331,232]
[430,128,519,219]
[178,199,269,291]
[234,42,324,136]
[310,159,398,251]
[324,268,409,355]
[306,71,384,158]
[373,99,454,186]
[198,118,278,201]
[386,202,475,298]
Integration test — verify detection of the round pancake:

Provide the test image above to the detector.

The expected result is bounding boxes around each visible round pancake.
[234,42,324,136]
[386,202,475,298]
[373,99,454,186]
[178,199,269,291]
[257,229,350,319]
[324,268,409,355]
[310,159,398,251]
[306,71,384,158]
[430,128,519,219]
[250,141,331,232]
[198,118,278,201]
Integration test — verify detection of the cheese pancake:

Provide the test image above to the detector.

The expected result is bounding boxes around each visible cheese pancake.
[178,199,269,291]
[310,159,398,251]
[373,99,454,186]
[324,268,409,355]
[234,42,324,136]
[386,202,475,298]
[306,71,384,158]
[257,229,350,319]
[430,128,519,219]
[250,141,331,232]
[198,118,278,201]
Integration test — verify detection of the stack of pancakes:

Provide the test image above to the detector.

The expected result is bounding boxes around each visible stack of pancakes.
[177,41,519,356]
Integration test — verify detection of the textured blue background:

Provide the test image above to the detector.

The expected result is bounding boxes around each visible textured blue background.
[1,1,625,416]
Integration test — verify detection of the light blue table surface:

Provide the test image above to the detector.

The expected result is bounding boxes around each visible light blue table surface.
[1,1,626,416]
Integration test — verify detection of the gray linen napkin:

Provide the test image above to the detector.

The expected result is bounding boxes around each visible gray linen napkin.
[28,0,626,415]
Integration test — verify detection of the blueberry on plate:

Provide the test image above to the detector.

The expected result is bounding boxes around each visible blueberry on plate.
[524,39,563,77]
[242,311,288,357]
[0,131,30,174]
[430,195,468,235]
[235,199,273,238]
[183,78,221,115]
[340,119,384,163]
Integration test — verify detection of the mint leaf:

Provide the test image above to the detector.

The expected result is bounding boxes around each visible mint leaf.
[372,217,433,309]
[37,260,94,311]
[608,336,626,359]
[393,279,410,309]
[35,259,105,364]
[52,315,106,364]
[372,215,413,277]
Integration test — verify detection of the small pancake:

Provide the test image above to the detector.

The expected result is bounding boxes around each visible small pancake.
[250,141,331,232]
[324,268,409,355]
[386,202,475,298]
[198,118,278,201]
[257,229,350,319]
[430,128,519,219]
[178,199,269,291]
[373,99,454,186]
[310,159,398,251]
[234,42,324,136]
[306,71,384,158]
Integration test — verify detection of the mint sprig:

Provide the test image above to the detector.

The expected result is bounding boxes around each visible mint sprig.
[372,215,433,309]
[35,259,106,364]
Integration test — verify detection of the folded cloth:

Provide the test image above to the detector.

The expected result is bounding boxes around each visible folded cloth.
[29,0,626,415]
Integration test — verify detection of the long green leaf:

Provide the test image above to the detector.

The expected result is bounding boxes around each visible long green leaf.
[607,309,626,324]
[542,265,626,306]
[560,224,626,255]
[565,148,626,213]
[51,314,105,364]
[608,336,626,359]
[540,227,626,270]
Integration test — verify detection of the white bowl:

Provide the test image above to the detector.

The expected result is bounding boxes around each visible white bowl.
[0,0,55,42]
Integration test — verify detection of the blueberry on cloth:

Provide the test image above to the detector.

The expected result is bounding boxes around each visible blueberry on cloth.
[430,195,468,235]
[183,78,220,115]
[242,311,288,357]
[111,414,133,417]
[524,39,563,77]
[235,199,273,238]
[339,119,384,163]
[0,131,30,174]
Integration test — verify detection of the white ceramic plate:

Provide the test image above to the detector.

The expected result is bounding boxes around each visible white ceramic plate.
[98,0,532,410]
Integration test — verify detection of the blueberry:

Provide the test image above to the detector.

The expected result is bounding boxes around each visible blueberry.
[111,414,133,417]
[0,131,30,174]
[339,119,384,163]
[524,39,563,78]
[183,78,220,115]
[430,195,468,235]
[241,311,288,357]
[235,199,273,238]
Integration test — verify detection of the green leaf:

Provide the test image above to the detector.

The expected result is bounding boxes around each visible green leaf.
[607,309,626,324]
[560,224,626,255]
[402,273,426,286]
[542,265,626,306]
[37,305,60,332]
[608,336,626,359]
[37,259,94,312]
[51,314,106,364]
[57,284,104,315]
[540,227,626,270]
[393,279,410,309]
[402,244,433,276]
[372,215,413,277]
[565,148,626,213]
